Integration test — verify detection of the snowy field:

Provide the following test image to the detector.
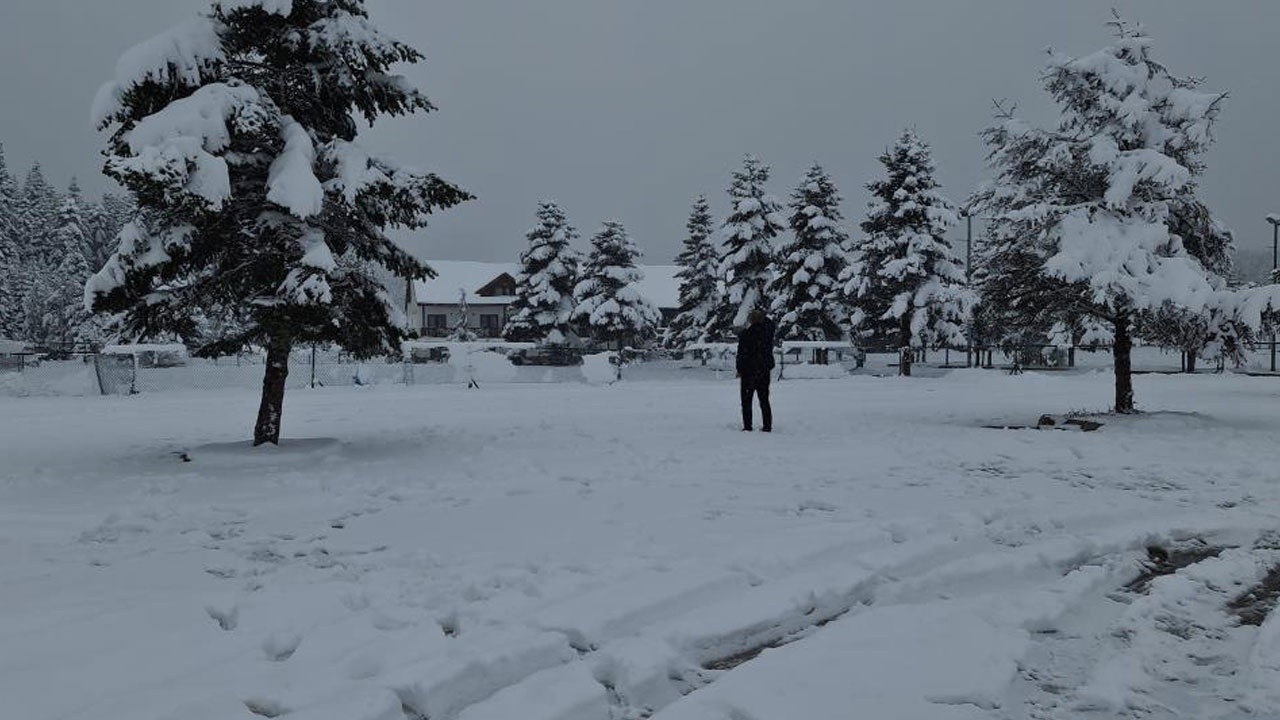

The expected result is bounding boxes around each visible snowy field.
[3,371,1280,719]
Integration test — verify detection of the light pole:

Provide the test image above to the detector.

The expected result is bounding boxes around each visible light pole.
[961,208,975,367]
[1267,215,1280,372]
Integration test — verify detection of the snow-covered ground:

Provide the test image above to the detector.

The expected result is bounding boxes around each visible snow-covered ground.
[3,370,1279,719]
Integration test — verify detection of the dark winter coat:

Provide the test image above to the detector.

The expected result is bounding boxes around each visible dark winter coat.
[736,319,776,379]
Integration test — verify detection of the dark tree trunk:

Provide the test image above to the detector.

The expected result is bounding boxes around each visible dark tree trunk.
[1184,350,1197,374]
[899,315,912,377]
[254,337,292,446]
[1113,314,1134,414]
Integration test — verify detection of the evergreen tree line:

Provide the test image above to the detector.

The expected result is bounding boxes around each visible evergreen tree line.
[500,133,970,372]
[664,135,971,382]
[503,17,1255,412]
[502,204,660,348]
[0,143,134,349]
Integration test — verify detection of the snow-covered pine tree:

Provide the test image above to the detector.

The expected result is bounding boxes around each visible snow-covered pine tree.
[84,193,136,272]
[972,17,1225,412]
[16,163,60,271]
[713,155,786,336]
[1137,198,1240,371]
[0,143,21,338]
[66,178,84,208]
[665,195,720,349]
[21,273,57,349]
[842,129,971,376]
[46,196,95,349]
[504,202,580,344]
[573,221,660,348]
[769,164,848,341]
[86,0,471,445]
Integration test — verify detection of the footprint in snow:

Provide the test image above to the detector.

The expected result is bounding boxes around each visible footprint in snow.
[204,565,238,579]
[262,632,302,662]
[206,603,239,631]
[244,698,288,718]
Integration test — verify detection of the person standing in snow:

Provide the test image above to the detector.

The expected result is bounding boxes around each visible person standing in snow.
[736,309,776,432]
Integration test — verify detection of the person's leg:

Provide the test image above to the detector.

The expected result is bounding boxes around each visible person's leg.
[758,378,772,432]
[740,377,754,430]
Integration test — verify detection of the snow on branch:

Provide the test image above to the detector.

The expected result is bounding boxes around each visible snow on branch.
[267,117,324,218]
[306,13,421,66]
[109,82,267,209]
[92,18,226,128]
[85,221,196,309]
[320,140,468,228]
[216,0,293,16]
[1047,209,1215,311]
[322,140,386,202]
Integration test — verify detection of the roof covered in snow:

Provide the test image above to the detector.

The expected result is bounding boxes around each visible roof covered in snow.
[411,260,521,305]
[412,261,681,309]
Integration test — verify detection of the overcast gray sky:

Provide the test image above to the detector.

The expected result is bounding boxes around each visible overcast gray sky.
[1,1,1276,273]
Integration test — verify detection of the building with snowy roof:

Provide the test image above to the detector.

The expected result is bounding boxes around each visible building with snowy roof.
[407,260,681,338]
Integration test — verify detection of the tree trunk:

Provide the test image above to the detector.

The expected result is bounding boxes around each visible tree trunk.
[254,337,292,446]
[1184,350,1197,374]
[899,316,912,377]
[1112,314,1134,414]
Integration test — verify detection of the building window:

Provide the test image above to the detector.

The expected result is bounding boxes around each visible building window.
[427,314,448,329]
[480,314,501,336]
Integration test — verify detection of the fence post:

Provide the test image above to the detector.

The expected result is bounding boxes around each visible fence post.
[93,354,105,396]
[310,345,317,389]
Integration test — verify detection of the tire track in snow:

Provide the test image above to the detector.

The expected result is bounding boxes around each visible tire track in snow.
[1002,531,1280,720]
[447,519,1156,720]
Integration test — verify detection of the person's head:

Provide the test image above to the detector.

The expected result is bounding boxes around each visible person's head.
[748,309,766,326]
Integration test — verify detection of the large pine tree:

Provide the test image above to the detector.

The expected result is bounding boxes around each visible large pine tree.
[665,195,720,349]
[769,165,848,341]
[973,18,1225,412]
[0,144,21,339]
[573,221,660,348]
[504,202,580,344]
[842,129,971,376]
[87,0,471,445]
[714,155,786,335]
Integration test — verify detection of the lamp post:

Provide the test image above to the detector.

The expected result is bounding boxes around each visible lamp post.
[1267,215,1280,372]
[961,207,975,367]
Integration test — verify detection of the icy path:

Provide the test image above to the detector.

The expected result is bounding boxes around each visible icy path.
[2,372,1280,719]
